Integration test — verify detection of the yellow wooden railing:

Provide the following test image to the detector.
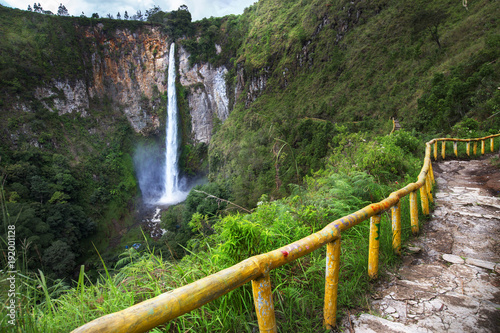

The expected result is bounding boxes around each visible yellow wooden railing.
[72,133,500,333]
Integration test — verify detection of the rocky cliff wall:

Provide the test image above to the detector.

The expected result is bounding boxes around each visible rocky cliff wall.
[85,24,169,134]
[178,46,230,143]
[21,23,236,142]
[17,24,170,136]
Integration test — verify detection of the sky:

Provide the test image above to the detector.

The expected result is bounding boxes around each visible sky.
[2,0,257,21]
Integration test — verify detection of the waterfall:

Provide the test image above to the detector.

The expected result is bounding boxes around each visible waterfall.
[158,43,187,205]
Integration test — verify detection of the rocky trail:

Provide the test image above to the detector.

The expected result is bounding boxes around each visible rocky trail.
[348,157,500,332]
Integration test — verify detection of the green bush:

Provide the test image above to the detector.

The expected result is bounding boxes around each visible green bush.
[389,130,421,155]
[451,117,480,138]
[355,133,421,183]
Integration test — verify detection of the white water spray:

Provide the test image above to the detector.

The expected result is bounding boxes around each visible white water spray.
[158,43,187,205]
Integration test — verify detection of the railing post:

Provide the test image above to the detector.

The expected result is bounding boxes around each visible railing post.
[491,138,495,153]
[441,141,446,159]
[426,173,433,203]
[324,238,341,329]
[473,141,477,155]
[434,141,438,160]
[481,140,485,155]
[252,273,277,333]
[429,161,435,185]
[420,180,429,215]
[466,142,470,156]
[410,191,419,235]
[391,201,401,255]
[453,141,458,157]
[368,214,381,279]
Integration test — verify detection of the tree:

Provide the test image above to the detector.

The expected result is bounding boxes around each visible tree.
[146,6,165,25]
[48,191,70,204]
[164,6,193,38]
[42,240,76,277]
[124,11,129,20]
[33,3,43,13]
[91,13,99,19]
[57,3,69,16]
[160,182,230,258]
[30,175,51,203]
[117,12,121,20]
[146,5,162,23]
[27,5,32,11]
[135,10,143,21]
[183,182,230,224]
[412,10,447,49]
[106,13,114,19]
[146,6,161,17]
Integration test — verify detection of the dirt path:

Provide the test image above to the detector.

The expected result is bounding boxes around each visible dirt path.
[349,158,500,333]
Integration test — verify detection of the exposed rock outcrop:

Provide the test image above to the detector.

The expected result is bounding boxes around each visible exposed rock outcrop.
[34,79,89,116]
[179,46,230,143]
[235,65,268,108]
[20,24,168,135]
[85,25,168,134]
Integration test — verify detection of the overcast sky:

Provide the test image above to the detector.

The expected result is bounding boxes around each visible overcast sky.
[2,0,257,21]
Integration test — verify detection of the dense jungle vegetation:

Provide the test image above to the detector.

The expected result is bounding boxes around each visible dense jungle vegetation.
[0,0,499,331]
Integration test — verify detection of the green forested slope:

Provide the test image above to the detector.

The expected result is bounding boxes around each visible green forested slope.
[0,6,145,278]
[207,0,499,207]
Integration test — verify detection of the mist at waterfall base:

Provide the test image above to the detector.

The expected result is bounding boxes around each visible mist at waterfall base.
[133,140,188,206]
[134,143,208,206]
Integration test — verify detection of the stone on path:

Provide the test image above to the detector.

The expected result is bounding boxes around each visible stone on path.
[442,254,464,264]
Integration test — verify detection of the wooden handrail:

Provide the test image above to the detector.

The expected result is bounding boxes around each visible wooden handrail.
[72,133,500,333]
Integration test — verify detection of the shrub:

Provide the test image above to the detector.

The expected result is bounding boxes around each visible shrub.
[451,117,480,138]
[357,141,406,182]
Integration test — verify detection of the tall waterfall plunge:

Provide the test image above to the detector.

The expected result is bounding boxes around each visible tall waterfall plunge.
[134,42,196,207]
[158,43,188,205]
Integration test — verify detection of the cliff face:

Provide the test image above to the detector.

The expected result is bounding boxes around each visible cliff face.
[85,24,169,134]
[235,65,268,108]
[20,23,234,142]
[27,24,169,135]
[34,79,90,116]
[179,46,230,143]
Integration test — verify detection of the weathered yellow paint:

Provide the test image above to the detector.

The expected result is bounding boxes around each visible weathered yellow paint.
[419,183,429,216]
[409,191,419,235]
[71,134,500,333]
[426,174,433,203]
[391,202,401,255]
[252,273,277,333]
[324,238,341,329]
[466,142,470,156]
[368,214,381,279]
[491,138,495,152]
[473,141,477,155]
[441,141,446,159]
[429,161,435,185]
[453,141,458,157]
[434,141,438,160]
[481,140,485,155]
[70,259,261,333]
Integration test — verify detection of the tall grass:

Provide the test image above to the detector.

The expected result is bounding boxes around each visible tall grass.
[0,127,433,332]
[5,161,424,332]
